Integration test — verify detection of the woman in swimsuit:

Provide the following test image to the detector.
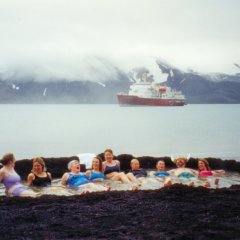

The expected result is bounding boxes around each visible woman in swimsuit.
[0,153,39,197]
[198,158,225,176]
[102,149,136,183]
[61,159,109,193]
[85,156,105,182]
[27,157,52,187]
[198,158,225,186]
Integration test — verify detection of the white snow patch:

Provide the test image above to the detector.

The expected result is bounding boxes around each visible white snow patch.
[97,82,106,87]
[43,88,47,96]
[180,78,186,84]
[12,84,20,90]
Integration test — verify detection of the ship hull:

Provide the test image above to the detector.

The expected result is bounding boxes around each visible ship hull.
[117,94,186,106]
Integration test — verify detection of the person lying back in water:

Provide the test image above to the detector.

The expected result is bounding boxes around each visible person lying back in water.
[149,160,172,186]
[0,153,39,197]
[85,156,106,182]
[27,157,52,187]
[168,157,198,186]
[102,149,137,183]
[168,157,198,178]
[126,158,147,178]
[198,158,225,187]
[61,159,109,193]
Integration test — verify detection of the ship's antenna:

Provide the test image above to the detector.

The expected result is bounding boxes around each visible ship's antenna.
[142,71,148,82]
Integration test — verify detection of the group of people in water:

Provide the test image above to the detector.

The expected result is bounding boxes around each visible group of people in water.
[0,149,225,197]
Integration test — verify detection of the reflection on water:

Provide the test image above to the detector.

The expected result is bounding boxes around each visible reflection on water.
[1,171,240,197]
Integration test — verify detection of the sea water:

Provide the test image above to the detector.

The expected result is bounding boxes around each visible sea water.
[0,104,240,160]
[1,104,240,196]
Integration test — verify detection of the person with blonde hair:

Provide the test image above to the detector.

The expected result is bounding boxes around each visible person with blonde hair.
[27,157,52,187]
[126,159,147,179]
[61,159,109,193]
[0,153,39,197]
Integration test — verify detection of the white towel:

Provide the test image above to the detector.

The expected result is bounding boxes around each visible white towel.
[77,153,96,169]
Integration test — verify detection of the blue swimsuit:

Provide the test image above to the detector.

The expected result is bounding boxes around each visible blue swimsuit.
[104,163,120,175]
[66,173,90,187]
[178,172,195,179]
[90,171,105,181]
[154,171,170,177]
[128,169,147,178]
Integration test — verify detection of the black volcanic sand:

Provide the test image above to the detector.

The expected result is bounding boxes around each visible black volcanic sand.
[1,185,240,240]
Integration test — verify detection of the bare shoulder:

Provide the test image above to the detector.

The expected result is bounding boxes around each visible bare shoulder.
[62,172,69,178]
[85,170,91,177]
[0,168,5,178]
[28,172,35,178]
[61,172,69,185]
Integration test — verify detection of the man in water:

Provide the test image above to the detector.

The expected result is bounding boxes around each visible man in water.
[126,159,147,179]
[168,157,198,186]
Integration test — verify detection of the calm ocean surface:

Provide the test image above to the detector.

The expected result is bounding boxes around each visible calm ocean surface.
[0,104,240,161]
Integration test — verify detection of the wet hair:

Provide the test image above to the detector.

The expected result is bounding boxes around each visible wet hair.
[0,153,15,166]
[198,158,211,171]
[156,160,165,166]
[92,156,103,172]
[32,157,47,172]
[68,160,80,170]
[104,149,113,155]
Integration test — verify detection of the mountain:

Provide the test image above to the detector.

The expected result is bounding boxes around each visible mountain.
[0,60,240,104]
[156,60,240,103]
[0,70,131,104]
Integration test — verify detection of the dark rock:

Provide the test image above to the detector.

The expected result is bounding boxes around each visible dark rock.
[14,154,240,180]
[15,156,85,180]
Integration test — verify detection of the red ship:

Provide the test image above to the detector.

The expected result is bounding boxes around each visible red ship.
[117,73,186,106]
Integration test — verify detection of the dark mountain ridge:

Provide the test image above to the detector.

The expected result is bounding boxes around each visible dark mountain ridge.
[0,60,240,103]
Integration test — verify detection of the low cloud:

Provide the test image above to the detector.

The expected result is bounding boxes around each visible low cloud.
[0,0,239,82]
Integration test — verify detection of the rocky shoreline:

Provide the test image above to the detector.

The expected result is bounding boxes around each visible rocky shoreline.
[1,155,240,239]
[13,154,240,179]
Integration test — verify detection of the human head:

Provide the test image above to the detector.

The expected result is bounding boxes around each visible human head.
[198,158,210,171]
[104,149,113,162]
[156,160,166,171]
[32,157,46,173]
[1,153,16,166]
[92,156,103,172]
[130,159,140,171]
[174,157,187,168]
[68,160,81,172]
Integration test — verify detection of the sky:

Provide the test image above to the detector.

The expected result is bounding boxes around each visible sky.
[0,0,239,81]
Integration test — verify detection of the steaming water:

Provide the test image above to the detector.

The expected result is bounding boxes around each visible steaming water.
[0,104,240,160]
[1,172,240,197]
